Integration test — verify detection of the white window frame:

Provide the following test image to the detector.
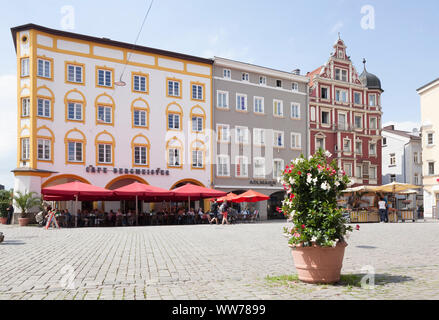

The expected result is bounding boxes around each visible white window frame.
[355,164,362,178]
[134,109,147,127]
[427,133,434,146]
[192,149,204,169]
[291,103,300,119]
[217,90,229,109]
[168,113,181,130]
[192,116,203,133]
[98,143,112,164]
[168,148,181,167]
[253,128,266,146]
[167,80,180,97]
[21,98,30,117]
[97,68,112,87]
[259,76,266,86]
[428,162,435,176]
[241,72,249,82]
[335,89,348,103]
[335,68,348,81]
[235,156,248,178]
[97,105,112,124]
[354,92,362,105]
[273,159,285,179]
[133,74,147,92]
[217,124,230,143]
[67,102,83,121]
[315,136,325,152]
[254,96,264,114]
[343,138,352,153]
[21,58,29,77]
[355,141,363,155]
[192,84,204,100]
[67,64,83,83]
[370,166,377,180]
[273,131,284,148]
[134,146,148,166]
[37,98,51,118]
[21,138,30,160]
[37,58,51,78]
[390,153,396,166]
[236,93,248,111]
[369,142,377,156]
[291,132,302,149]
[273,99,284,117]
[253,157,266,178]
[223,69,231,79]
[320,86,329,100]
[37,138,51,161]
[321,110,330,125]
[292,82,299,92]
[235,126,249,144]
[217,155,230,176]
[68,141,83,162]
[343,163,353,177]
[354,114,363,129]
[368,94,377,106]
[370,117,378,130]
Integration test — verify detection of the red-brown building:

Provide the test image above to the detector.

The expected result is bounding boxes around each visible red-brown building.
[307,38,383,186]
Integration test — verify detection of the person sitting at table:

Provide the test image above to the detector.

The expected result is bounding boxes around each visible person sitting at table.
[187,208,195,224]
[65,209,72,228]
[115,209,123,226]
[106,210,114,227]
[127,210,135,226]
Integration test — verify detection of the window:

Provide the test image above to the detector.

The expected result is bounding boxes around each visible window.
[192,116,203,132]
[414,152,419,164]
[37,58,52,79]
[97,105,112,124]
[291,103,300,119]
[354,115,362,129]
[254,97,264,113]
[274,131,284,148]
[335,89,348,103]
[316,137,325,151]
[217,91,229,109]
[259,76,266,85]
[335,68,347,81]
[383,137,387,146]
[355,141,362,154]
[67,102,83,121]
[191,83,204,101]
[355,165,362,178]
[37,139,51,161]
[217,155,230,176]
[338,50,344,59]
[276,80,282,88]
[368,94,377,106]
[241,73,249,82]
[236,156,248,177]
[223,69,231,79]
[217,124,230,142]
[236,94,247,111]
[21,98,30,117]
[68,141,83,162]
[37,98,51,118]
[192,149,204,169]
[254,158,266,178]
[253,128,265,145]
[291,133,302,149]
[427,133,434,145]
[97,68,113,87]
[321,87,329,99]
[21,58,29,77]
[273,159,285,179]
[414,173,419,185]
[134,109,147,127]
[343,163,352,177]
[168,113,180,130]
[133,73,148,93]
[235,126,249,144]
[370,117,377,129]
[354,92,362,105]
[98,144,112,164]
[292,82,298,92]
[21,138,30,160]
[390,153,396,166]
[67,63,84,84]
[428,162,435,175]
[168,148,181,167]
[343,139,351,152]
[390,174,396,183]
[273,100,283,116]
[134,146,148,166]
[167,79,181,97]
[321,111,330,125]
[369,142,377,156]
[338,113,347,130]
[370,166,377,180]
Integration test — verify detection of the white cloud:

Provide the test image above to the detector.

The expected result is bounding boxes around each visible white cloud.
[383,121,421,133]
[0,74,17,190]
[330,21,344,34]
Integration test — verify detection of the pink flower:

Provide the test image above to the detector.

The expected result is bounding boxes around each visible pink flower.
[356,225,360,231]
[293,232,301,238]
[301,224,305,229]
[297,171,302,176]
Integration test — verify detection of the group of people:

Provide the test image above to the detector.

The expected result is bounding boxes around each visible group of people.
[38,200,258,228]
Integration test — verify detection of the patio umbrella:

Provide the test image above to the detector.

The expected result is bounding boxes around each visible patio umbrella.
[230,190,269,203]
[374,182,421,194]
[172,183,227,207]
[113,182,174,225]
[214,192,238,203]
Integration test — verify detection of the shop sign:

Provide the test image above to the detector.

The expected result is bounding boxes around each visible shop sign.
[85,165,170,176]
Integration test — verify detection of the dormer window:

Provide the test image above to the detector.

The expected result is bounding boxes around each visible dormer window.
[338,49,344,59]
[335,68,348,81]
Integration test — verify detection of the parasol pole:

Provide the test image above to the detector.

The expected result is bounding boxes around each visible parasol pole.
[74,195,78,228]
[136,195,139,226]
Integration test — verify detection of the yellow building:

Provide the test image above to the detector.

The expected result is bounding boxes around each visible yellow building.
[417,78,439,218]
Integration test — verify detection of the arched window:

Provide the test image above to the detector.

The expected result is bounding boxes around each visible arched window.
[166,137,183,169]
[190,105,206,134]
[64,128,86,165]
[166,102,183,131]
[64,89,86,123]
[95,93,115,126]
[36,126,55,163]
[131,134,150,167]
[191,140,206,170]
[131,98,150,129]
[95,130,115,166]
[36,85,55,121]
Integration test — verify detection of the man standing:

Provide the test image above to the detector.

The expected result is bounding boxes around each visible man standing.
[6,202,14,225]
[378,197,387,223]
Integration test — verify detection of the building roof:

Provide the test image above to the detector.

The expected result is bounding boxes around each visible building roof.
[359,69,383,91]
[11,23,213,65]
[306,66,323,87]
[382,125,421,140]
[417,77,439,93]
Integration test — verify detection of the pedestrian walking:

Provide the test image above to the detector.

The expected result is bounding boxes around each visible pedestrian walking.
[210,200,219,225]
[378,197,387,223]
[221,201,229,225]
[6,202,14,225]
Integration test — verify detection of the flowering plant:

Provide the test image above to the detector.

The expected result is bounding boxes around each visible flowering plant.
[280,149,353,248]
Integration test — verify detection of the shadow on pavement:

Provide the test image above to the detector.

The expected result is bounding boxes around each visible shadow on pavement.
[1,240,26,245]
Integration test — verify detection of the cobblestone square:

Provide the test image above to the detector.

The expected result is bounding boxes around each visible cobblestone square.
[1,221,438,300]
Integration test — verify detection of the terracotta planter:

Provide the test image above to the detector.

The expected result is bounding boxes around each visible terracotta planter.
[0,217,7,224]
[291,241,347,284]
[18,218,31,227]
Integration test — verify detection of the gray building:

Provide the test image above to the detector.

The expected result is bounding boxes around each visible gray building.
[382,125,423,210]
[212,57,309,220]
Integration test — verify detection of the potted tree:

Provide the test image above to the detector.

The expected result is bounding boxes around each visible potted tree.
[12,191,41,226]
[279,149,355,284]
[0,190,12,224]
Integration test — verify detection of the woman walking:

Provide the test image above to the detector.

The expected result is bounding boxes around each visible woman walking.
[221,201,229,225]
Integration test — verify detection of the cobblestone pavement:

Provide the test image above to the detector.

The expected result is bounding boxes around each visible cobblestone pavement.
[1,221,438,300]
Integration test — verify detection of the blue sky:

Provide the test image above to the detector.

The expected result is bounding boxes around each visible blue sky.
[1,0,438,189]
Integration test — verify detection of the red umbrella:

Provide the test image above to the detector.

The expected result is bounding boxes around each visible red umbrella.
[214,192,238,203]
[231,190,269,203]
[172,183,226,202]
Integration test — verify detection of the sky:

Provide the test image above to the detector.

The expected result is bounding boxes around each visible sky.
[1,0,439,189]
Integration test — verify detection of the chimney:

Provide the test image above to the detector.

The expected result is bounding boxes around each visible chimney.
[292,69,300,75]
